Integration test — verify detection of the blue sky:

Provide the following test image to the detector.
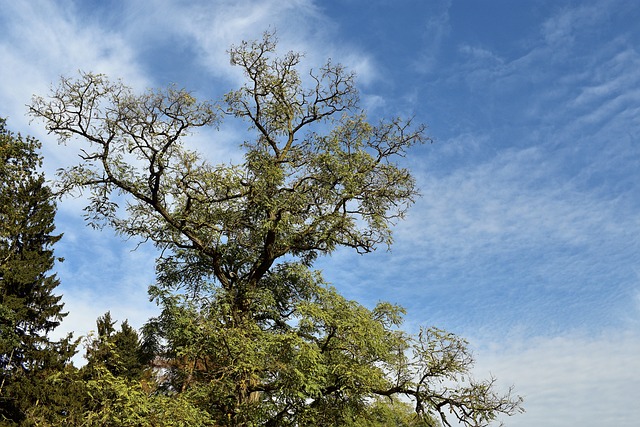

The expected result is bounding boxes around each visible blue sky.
[1,1,639,425]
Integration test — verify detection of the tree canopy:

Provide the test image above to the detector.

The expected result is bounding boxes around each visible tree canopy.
[29,32,523,427]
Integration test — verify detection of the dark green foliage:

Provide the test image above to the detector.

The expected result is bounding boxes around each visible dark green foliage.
[84,312,147,381]
[62,313,214,426]
[0,118,76,424]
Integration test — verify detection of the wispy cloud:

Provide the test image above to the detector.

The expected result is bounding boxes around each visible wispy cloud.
[114,0,378,88]
[50,220,159,366]
[0,1,147,86]
[569,49,640,108]
[471,331,640,427]
[0,1,150,179]
[458,43,504,64]
[539,3,603,46]
[408,146,635,256]
[412,0,452,75]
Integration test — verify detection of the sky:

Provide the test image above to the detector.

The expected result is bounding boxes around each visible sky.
[1,0,639,425]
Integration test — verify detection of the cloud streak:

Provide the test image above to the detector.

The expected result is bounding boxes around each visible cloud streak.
[472,331,640,427]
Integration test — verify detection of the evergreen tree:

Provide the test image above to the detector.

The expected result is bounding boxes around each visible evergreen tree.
[84,312,147,381]
[0,118,75,424]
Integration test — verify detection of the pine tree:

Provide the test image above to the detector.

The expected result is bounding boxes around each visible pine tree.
[84,312,147,381]
[0,118,75,424]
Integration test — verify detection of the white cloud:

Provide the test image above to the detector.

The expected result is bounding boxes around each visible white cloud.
[540,3,602,46]
[0,1,147,84]
[570,49,640,108]
[412,0,452,74]
[471,331,640,427]
[0,0,150,179]
[458,44,504,65]
[50,224,159,365]
[402,145,630,258]
[120,0,369,86]
[315,131,640,336]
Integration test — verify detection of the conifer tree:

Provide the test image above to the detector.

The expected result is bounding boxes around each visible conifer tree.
[0,118,75,424]
[84,312,147,381]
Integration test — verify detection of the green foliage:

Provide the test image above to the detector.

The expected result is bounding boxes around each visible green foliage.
[30,32,523,427]
[146,270,521,426]
[84,312,148,381]
[22,365,87,426]
[78,366,214,427]
[346,397,440,427]
[0,118,77,424]
[25,364,214,427]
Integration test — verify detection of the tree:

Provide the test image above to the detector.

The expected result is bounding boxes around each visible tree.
[66,312,214,427]
[83,312,149,381]
[0,118,76,424]
[30,32,523,426]
[347,397,441,426]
